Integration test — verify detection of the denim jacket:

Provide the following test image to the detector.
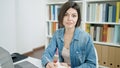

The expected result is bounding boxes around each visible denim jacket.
[41,27,96,68]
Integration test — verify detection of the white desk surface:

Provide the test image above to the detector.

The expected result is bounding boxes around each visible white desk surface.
[14,57,44,68]
[14,57,110,68]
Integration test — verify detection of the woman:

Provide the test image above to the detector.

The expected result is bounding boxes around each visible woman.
[41,1,97,68]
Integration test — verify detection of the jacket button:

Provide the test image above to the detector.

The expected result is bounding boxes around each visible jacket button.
[76,51,78,53]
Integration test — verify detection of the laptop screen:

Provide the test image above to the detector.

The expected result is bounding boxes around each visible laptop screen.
[0,47,14,68]
[0,65,2,68]
[0,47,39,68]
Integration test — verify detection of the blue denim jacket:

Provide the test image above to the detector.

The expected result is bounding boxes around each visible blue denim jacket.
[41,27,96,68]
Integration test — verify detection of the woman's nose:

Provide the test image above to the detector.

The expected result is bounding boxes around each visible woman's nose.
[68,15,72,21]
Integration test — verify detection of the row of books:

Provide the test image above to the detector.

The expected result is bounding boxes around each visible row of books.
[86,24,120,45]
[87,2,120,23]
[48,5,61,21]
[47,21,58,36]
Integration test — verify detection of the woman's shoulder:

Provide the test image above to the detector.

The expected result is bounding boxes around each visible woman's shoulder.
[75,28,93,45]
[53,28,64,37]
[76,28,90,36]
[55,28,64,34]
[74,28,92,42]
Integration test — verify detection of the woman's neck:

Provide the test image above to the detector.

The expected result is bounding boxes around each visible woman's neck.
[65,27,75,34]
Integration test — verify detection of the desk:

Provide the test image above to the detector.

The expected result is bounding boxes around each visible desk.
[14,57,110,68]
[14,57,44,68]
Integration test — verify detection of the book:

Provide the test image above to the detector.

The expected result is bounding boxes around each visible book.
[54,5,61,21]
[104,3,110,22]
[86,24,90,33]
[96,26,101,42]
[116,2,120,23]
[114,25,120,44]
[108,5,113,22]
[52,22,57,35]
[102,24,108,42]
[90,24,94,40]
[50,5,55,20]
[112,5,116,22]
[107,25,114,43]
[108,5,116,22]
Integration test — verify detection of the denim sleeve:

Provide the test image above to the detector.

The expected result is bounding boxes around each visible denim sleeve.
[41,31,58,67]
[75,36,97,68]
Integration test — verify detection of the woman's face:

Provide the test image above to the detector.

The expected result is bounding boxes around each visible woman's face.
[63,8,78,29]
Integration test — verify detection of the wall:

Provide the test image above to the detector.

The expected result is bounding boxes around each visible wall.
[16,0,47,54]
[0,0,16,54]
[0,0,47,54]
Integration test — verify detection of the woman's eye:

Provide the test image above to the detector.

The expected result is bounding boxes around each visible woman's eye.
[72,15,77,17]
[64,13,68,16]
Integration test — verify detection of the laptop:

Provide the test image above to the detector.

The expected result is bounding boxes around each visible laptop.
[0,47,38,68]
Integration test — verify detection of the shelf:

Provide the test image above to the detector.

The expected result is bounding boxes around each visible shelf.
[47,1,68,5]
[47,1,83,5]
[94,41,120,47]
[99,65,109,68]
[73,1,83,3]
[46,36,120,47]
[47,20,58,22]
[47,35,52,38]
[85,22,120,25]
[86,0,120,3]
[47,36,120,47]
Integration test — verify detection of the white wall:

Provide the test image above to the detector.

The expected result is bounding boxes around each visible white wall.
[16,0,47,54]
[0,0,16,54]
[0,0,47,54]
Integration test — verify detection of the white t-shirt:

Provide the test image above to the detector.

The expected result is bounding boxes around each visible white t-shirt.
[62,47,70,65]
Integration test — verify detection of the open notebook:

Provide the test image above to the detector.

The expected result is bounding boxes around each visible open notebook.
[0,47,38,68]
[14,61,38,68]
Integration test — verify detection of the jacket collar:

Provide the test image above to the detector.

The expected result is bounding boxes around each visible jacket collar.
[58,27,80,41]
[74,27,80,41]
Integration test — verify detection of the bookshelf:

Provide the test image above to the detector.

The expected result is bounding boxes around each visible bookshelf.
[85,0,120,47]
[46,1,66,48]
[46,0,120,68]
[85,0,120,68]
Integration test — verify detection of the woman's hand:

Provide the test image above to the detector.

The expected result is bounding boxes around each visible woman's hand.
[60,62,70,68]
[46,62,57,68]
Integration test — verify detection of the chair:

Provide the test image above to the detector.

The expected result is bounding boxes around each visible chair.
[94,47,99,68]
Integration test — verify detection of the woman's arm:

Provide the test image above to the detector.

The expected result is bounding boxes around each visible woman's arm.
[41,31,58,67]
